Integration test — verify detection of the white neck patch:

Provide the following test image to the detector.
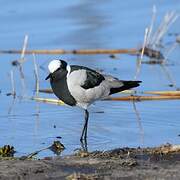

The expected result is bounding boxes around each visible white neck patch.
[66,65,71,77]
[48,60,61,73]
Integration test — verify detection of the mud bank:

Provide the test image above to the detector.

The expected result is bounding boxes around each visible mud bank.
[0,144,180,180]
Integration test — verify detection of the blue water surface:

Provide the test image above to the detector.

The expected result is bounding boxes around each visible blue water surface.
[0,0,180,158]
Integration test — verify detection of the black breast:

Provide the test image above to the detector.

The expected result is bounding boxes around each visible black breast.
[50,70,76,106]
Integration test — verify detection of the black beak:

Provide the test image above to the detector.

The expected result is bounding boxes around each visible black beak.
[45,73,51,80]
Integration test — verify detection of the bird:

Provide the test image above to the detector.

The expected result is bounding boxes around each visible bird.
[46,59,141,142]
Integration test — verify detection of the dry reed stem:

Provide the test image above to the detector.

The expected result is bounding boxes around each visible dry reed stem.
[23,147,50,159]
[164,42,178,61]
[19,35,28,63]
[18,35,29,78]
[160,64,177,89]
[151,11,179,48]
[134,28,149,79]
[38,89,137,94]
[38,88,138,95]
[120,90,137,94]
[32,97,64,105]
[146,5,157,45]
[33,54,39,96]
[0,48,138,55]
[39,89,53,93]
[10,70,16,98]
[141,28,149,60]
[39,88,180,96]
[105,95,180,101]
[144,90,180,96]
[32,95,180,106]
[17,35,29,98]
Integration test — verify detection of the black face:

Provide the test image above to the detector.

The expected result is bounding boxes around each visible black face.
[59,60,67,70]
[45,60,68,81]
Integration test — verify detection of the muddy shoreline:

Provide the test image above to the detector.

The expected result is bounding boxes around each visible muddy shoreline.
[0,144,179,179]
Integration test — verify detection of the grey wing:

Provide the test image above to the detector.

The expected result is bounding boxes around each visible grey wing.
[71,65,105,89]
[81,69,105,89]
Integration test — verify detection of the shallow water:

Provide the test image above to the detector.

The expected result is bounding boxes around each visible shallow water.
[0,1,180,158]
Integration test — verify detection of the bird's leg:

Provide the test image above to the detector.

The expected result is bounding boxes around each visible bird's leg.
[84,109,89,139]
[80,109,89,141]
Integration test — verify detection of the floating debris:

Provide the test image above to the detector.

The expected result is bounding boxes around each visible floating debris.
[39,88,53,94]
[11,60,20,66]
[21,140,65,159]
[56,136,62,139]
[6,92,16,97]
[139,47,164,60]
[6,92,13,96]
[176,35,180,43]
[49,141,65,155]
[142,59,164,64]
[94,111,105,114]
[109,54,116,59]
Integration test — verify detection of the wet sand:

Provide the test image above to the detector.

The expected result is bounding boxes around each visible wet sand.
[0,144,179,180]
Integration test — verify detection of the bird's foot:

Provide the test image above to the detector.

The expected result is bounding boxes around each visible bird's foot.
[80,137,88,152]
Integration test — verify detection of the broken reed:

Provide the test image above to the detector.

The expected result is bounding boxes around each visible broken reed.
[0,48,138,55]
[35,88,180,104]
[144,90,180,96]
[32,94,180,106]
[33,54,39,96]
[39,88,180,96]
[1,47,164,61]
[32,97,64,105]
[105,95,180,101]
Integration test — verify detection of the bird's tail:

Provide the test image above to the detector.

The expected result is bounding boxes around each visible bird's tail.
[109,80,141,95]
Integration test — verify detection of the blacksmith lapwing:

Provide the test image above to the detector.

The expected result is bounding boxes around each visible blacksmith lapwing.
[46,59,141,141]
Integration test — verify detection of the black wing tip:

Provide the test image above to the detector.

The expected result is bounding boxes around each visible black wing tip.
[133,80,142,83]
[135,80,142,86]
[129,80,142,86]
[129,80,142,87]
[109,80,142,95]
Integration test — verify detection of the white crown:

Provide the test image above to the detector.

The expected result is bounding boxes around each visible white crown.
[48,60,61,73]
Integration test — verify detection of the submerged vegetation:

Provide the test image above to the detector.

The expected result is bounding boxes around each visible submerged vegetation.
[0,145,15,157]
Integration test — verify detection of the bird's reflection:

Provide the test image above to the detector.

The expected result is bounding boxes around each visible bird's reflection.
[132,101,144,145]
